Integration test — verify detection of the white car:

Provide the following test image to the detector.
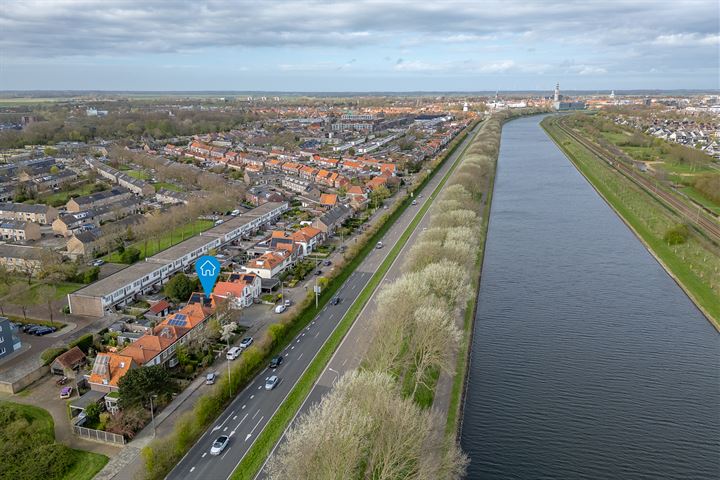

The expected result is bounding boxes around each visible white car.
[239,337,253,349]
[274,304,286,314]
[210,435,229,455]
[265,375,279,390]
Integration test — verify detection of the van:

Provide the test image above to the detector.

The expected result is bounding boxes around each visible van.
[226,347,242,360]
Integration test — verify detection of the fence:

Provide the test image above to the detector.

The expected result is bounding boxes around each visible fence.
[73,425,126,445]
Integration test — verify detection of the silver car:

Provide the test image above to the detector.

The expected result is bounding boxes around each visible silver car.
[210,435,229,455]
[265,375,279,390]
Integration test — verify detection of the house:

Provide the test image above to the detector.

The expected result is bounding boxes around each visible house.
[0,317,21,360]
[319,193,338,208]
[366,176,388,191]
[211,272,262,309]
[246,186,284,207]
[0,202,58,224]
[0,244,44,274]
[244,250,292,279]
[155,188,190,205]
[66,188,133,213]
[88,352,136,393]
[312,204,353,234]
[66,229,102,258]
[0,220,41,242]
[291,226,324,256]
[50,346,87,376]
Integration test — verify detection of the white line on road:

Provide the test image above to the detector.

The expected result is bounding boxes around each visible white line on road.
[314,332,319,338]
[252,409,261,420]
[233,415,237,420]
[190,466,195,473]
[201,453,207,458]
[297,352,303,360]
[223,426,228,431]
[245,416,264,442]
[242,404,246,409]
[250,395,254,399]
[342,358,347,366]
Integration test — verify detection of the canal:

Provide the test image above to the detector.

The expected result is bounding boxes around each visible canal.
[460,115,719,479]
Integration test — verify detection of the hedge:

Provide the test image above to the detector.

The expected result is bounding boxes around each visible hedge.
[41,347,68,366]
[67,333,94,354]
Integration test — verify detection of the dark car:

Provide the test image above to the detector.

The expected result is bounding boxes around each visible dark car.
[25,325,45,334]
[331,296,341,306]
[34,327,55,336]
[21,324,39,333]
[323,260,332,266]
[269,355,284,368]
[315,270,322,275]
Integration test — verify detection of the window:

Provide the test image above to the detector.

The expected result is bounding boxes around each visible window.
[0,348,5,356]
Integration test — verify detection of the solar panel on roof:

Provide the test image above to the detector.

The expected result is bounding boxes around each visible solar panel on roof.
[175,314,187,321]
[168,318,187,327]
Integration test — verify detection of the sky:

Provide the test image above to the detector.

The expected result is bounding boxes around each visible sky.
[1,0,718,92]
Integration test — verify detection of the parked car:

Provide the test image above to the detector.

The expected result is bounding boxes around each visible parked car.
[315,270,322,275]
[34,327,55,336]
[284,299,291,307]
[239,337,253,349]
[205,373,217,385]
[323,260,332,266]
[331,296,341,306]
[412,200,417,205]
[269,355,284,369]
[214,219,224,226]
[376,241,383,249]
[92,259,105,267]
[231,209,240,216]
[265,375,279,390]
[21,324,39,333]
[274,304,286,314]
[210,435,230,455]
[60,387,72,399]
[56,376,69,386]
[226,346,242,360]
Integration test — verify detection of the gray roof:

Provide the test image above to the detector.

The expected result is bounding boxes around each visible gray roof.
[0,202,51,214]
[71,188,129,206]
[318,204,352,226]
[0,219,31,230]
[0,244,46,260]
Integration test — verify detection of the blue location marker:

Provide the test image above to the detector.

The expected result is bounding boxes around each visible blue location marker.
[195,255,221,298]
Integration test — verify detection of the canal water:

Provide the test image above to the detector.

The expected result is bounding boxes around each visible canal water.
[460,115,719,479]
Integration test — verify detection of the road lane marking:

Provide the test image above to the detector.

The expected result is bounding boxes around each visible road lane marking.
[223,426,228,431]
[297,352,303,360]
[242,404,246,409]
[342,358,347,366]
[233,415,237,420]
[314,332,319,338]
[250,395,254,399]
[252,409,261,420]
[245,416,264,442]
[190,467,195,473]
[201,453,207,458]
[291,346,295,350]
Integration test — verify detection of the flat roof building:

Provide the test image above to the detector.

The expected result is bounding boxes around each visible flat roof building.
[68,202,287,317]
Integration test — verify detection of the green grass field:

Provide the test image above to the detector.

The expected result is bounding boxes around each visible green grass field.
[153,182,182,192]
[37,183,100,207]
[125,169,151,180]
[679,186,720,215]
[0,401,108,480]
[104,219,214,262]
[544,118,720,330]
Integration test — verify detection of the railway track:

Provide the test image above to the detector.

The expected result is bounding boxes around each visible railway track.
[554,119,720,244]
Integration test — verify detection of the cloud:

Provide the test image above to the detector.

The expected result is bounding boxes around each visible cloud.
[1,0,717,58]
[652,33,720,46]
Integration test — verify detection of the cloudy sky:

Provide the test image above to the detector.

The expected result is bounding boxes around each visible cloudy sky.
[1,0,718,91]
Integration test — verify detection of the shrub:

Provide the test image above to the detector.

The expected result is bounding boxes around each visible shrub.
[68,333,94,354]
[41,347,68,366]
[664,224,690,245]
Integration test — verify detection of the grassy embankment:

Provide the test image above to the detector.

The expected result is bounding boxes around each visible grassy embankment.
[227,121,483,480]
[0,401,108,480]
[542,116,720,330]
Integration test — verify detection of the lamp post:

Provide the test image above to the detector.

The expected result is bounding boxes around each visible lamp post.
[149,394,158,437]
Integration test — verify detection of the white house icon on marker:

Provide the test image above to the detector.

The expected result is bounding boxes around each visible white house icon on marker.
[199,260,216,277]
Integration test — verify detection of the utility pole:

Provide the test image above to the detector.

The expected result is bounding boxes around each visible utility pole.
[149,394,157,437]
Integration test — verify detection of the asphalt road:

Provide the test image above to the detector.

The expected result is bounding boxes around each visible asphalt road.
[166,122,482,480]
